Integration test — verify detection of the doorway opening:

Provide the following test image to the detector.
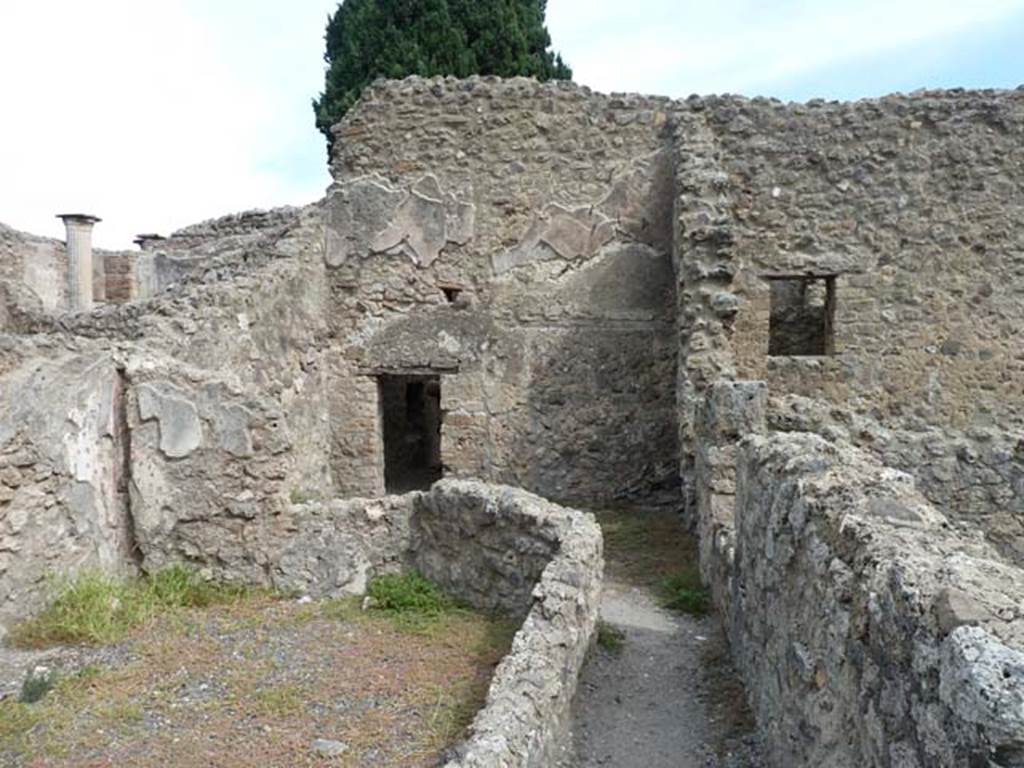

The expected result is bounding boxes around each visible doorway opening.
[378,374,443,493]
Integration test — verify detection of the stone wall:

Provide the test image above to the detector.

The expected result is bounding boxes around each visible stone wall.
[0,204,334,625]
[727,431,1024,767]
[0,351,134,637]
[769,393,1024,567]
[120,208,333,577]
[140,478,604,768]
[325,77,680,503]
[412,480,566,615]
[692,380,767,613]
[697,89,1024,429]
[0,222,67,327]
[422,481,602,768]
[0,221,141,317]
[100,250,137,302]
[671,85,1024,767]
[673,87,1024,518]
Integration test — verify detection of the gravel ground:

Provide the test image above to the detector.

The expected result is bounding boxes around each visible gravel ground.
[568,506,764,768]
[0,597,512,768]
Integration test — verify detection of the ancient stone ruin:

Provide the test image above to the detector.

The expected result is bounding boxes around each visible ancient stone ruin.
[2,75,1023,766]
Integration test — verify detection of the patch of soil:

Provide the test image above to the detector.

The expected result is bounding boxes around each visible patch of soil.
[0,597,513,768]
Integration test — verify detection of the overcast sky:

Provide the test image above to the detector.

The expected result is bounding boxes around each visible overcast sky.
[1,1,1022,249]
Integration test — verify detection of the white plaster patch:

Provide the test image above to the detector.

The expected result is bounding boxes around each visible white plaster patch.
[438,330,462,355]
[137,383,203,459]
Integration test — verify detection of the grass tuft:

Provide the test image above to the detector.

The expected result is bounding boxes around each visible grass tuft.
[659,569,711,616]
[18,667,57,704]
[367,572,455,616]
[595,621,626,654]
[10,566,251,648]
[322,572,512,640]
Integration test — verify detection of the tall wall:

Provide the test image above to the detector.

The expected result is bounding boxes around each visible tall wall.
[0,204,333,628]
[116,205,333,578]
[706,89,1024,431]
[0,222,68,327]
[675,86,1024,767]
[674,89,1024,543]
[324,77,680,503]
[0,350,134,637]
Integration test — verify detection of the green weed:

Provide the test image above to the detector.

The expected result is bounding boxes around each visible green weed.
[659,569,710,616]
[18,667,57,704]
[367,572,455,615]
[595,621,626,653]
[10,566,251,648]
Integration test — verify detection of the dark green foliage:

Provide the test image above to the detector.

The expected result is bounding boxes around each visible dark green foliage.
[367,571,454,616]
[18,668,57,704]
[659,569,711,616]
[313,0,572,156]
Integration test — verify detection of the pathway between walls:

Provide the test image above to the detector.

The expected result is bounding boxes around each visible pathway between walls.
[567,505,764,768]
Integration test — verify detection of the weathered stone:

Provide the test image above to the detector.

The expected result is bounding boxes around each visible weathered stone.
[311,739,349,757]
[137,384,203,459]
[940,626,1024,749]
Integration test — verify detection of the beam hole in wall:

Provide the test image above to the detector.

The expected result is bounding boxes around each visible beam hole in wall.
[767,276,836,356]
[378,374,443,493]
[440,285,463,304]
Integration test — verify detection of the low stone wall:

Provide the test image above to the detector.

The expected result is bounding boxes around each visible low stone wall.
[159,480,603,767]
[2,473,601,766]
[728,431,1024,767]
[693,380,767,614]
[769,394,1024,567]
[273,481,604,768]
[424,481,603,768]
[269,494,416,596]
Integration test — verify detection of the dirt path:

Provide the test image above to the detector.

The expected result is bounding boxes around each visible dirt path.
[569,506,763,768]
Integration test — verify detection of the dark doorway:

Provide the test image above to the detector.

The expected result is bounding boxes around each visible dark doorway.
[378,374,443,493]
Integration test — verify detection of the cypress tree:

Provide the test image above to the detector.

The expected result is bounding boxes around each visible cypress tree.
[313,0,572,157]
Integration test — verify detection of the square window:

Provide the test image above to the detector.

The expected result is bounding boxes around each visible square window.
[767,276,836,356]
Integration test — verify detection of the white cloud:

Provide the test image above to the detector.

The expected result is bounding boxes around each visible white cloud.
[0,0,336,249]
[546,0,1024,96]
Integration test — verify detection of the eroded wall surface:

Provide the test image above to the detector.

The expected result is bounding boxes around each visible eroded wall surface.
[674,88,1024,551]
[709,91,1024,428]
[120,207,334,578]
[0,350,134,636]
[324,77,680,503]
[770,394,1024,566]
[0,222,68,327]
[0,204,333,626]
[729,432,1024,767]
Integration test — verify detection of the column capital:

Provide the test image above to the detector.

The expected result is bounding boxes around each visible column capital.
[57,213,102,226]
[133,233,165,250]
